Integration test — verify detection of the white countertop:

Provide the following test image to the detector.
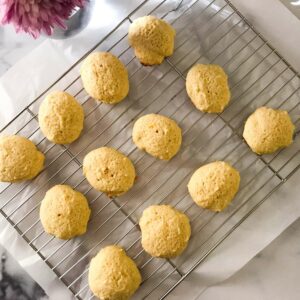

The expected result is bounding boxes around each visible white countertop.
[198,217,300,300]
[0,1,299,299]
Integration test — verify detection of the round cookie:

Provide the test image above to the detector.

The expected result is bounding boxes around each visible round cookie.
[0,135,44,182]
[129,15,176,65]
[186,64,230,113]
[188,161,240,212]
[139,205,191,258]
[132,114,182,160]
[89,245,141,300]
[80,52,129,104]
[39,91,84,144]
[40,185,90,240]
[243,106,295,154]
[83,147,135,197]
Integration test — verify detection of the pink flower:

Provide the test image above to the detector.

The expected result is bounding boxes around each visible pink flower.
[0,0,87,38]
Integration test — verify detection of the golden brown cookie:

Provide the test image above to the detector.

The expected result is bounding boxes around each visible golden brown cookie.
[188,161,240,212]
[40,185,90,240]
[243,106,295,154]
[129,16,176,65]
[39,91,84,144]
[186,64,230,113]
[83,147,135,197]
[0,135,44,182]
[80,52,129,104]
[132,114,182,160]
[89,245,141,300]
[139,205,191,258]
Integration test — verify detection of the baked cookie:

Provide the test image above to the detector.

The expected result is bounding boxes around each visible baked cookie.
[243,106,295,154]
[39,91,84,144]
[80,52,129,104]
[132,114,182,160]
[89,245,141,300]
[186,64,230,113]
[129,16,176,65]
[188,161,240,212]
[40,185,90,240]
[83,147,135,197]
[139,205,191,258]
[0,135,44,182]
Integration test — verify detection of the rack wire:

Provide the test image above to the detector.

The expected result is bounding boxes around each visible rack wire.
[1,0,300,299]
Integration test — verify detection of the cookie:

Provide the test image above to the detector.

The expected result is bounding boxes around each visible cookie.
[139,205,191,258]
[129,16,176,65]
[186,64,230,113]
[188,161,240,212]
[83,147,135,197]
[80,52,129,104]
[89,245,141,300]
[132,114,182,160]
[243,106,295,154]
[39,91,84,144]
[40,185,90,240]
[0,135,44,182]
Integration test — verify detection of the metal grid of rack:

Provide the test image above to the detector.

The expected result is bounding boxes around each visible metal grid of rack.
[1,0,300,299]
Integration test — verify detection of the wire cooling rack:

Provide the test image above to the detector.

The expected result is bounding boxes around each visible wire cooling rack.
[1,0,300,299]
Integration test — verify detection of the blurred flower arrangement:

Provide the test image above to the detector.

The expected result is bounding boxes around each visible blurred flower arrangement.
[0,0,87,38]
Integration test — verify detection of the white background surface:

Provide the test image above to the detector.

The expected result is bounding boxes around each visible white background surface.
[198,218,300,300]
[0,0,299,299]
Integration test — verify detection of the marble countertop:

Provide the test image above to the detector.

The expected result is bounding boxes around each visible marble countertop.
[0,243,48,300]
[0,25,44,77]
[0,1,299,299]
